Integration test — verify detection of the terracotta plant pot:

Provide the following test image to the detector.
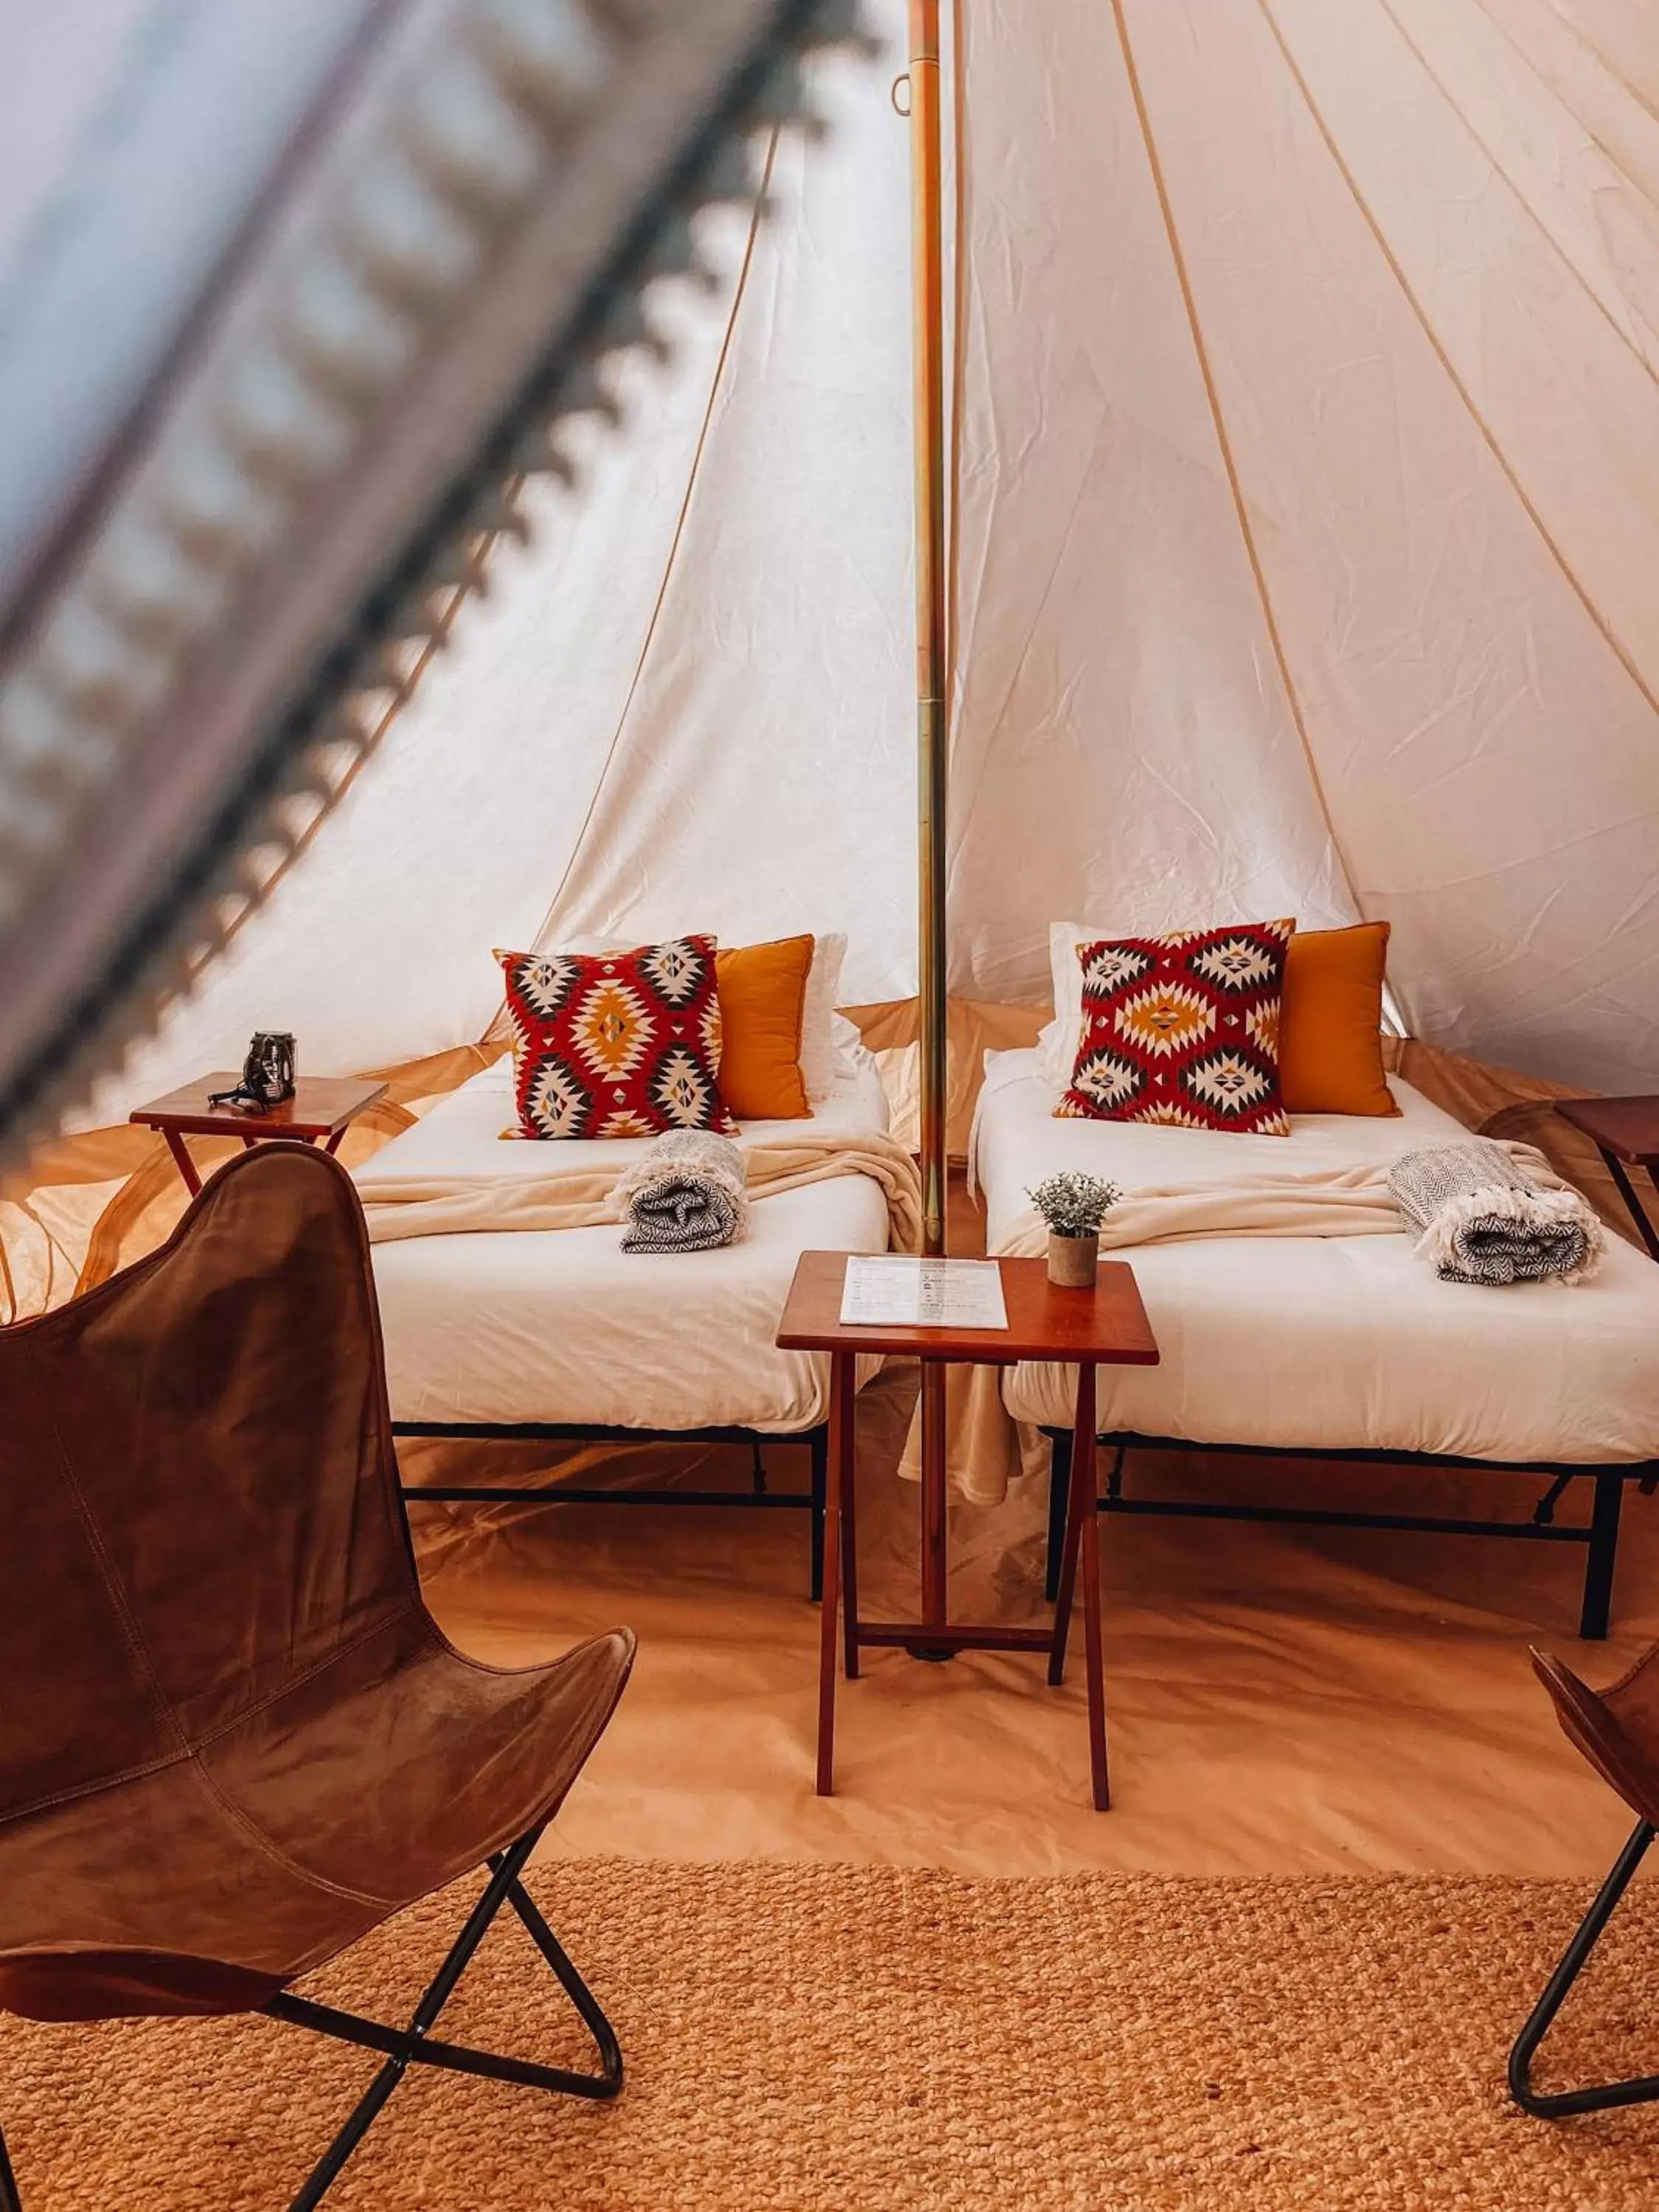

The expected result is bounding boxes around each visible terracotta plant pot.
[1046,1228,1099,1288]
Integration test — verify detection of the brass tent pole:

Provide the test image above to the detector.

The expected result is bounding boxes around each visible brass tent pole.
[910,0,947,1260]
[908,0,950,1631]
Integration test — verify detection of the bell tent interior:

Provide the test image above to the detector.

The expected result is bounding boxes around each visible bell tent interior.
[2,1,1659,2206]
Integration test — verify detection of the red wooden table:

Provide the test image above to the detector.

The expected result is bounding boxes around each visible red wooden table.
[1554,1097,1659,1262]
[776,1251,1159,1810]
[131,1074,389,1196]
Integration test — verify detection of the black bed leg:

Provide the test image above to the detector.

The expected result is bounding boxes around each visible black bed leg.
[1580,1474,1624,1641]
[1046,1430,1074,1604]
[808,1425,828,1603]
[0,2122,21,2212]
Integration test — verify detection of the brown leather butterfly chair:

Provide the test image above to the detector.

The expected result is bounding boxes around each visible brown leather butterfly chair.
[0,1144,634,2210]
[1509,1644,1659,2116]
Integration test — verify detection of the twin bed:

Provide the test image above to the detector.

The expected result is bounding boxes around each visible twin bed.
[974,1051,1659,1635]
[355,1027,1659,1640]
[356,1050,896,1591]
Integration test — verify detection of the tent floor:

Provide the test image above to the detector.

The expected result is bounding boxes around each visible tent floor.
[397,1161,1659,1877]
[403,1363,1659,1882]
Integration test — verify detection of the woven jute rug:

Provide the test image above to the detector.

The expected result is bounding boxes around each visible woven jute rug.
[3,1857,1657,2209]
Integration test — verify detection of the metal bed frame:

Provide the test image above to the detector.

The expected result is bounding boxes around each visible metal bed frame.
[393,1419,830,1600]
[1040,1428,1659,1639]
[392,1419,1653,1638]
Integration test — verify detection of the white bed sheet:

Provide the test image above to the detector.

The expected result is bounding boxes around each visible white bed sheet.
[357,1061,893,1432]
[975,1051,1659,1466]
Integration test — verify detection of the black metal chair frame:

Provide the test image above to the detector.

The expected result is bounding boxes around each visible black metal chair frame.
[1040,1428,1658,1639]
[394,1419,831,1601]
[1509,1817,1659,2116]
[0,1819,620,2212]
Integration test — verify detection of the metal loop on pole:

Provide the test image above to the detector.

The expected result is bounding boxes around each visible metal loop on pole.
[891,72,911,116]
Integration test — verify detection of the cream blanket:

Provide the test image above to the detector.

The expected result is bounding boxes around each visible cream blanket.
[361,1129,922,1252]
[936,1140,1579,1505]
[990,1142,1572,1262]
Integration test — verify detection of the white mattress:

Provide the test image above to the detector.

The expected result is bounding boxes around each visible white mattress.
[975,1051,1659,1467]
[357,1060,893,1432]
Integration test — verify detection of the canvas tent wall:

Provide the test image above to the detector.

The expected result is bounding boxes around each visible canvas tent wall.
[949,0,1659,1093]
[17,0,1659,1214]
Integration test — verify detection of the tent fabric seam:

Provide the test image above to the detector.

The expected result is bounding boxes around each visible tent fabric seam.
[1374,0,1659,392]
[1110,0,1367,925]
[479,124,786,1046]
[1470,0,1659,145]
[1253,0,1659,727]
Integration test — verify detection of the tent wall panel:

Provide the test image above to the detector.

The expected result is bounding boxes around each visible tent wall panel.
[526,49,919,992]
[41,0,1659,1147]
[1113,0,1659,1091]
[945,0,1356,1013]
[80,29,919,1130]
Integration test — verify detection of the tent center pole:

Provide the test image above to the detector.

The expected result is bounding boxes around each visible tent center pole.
[908,0,951,1639]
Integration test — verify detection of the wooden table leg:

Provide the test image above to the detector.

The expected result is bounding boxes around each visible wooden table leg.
[816,1352,851,1795]
[1046,1363,1108,1809]
[835,1356,860,1681]
[162,1129,203,1196]
[1048,1363,1096,1687]
[1077,1368,1110,1811]
[919,1360,950,1634]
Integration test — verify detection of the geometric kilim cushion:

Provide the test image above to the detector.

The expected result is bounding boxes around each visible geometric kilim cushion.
[1055,919,1295,1135]
[496,935,736,1139]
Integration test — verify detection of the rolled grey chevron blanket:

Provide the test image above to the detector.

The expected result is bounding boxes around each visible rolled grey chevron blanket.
[613,1130,749,1254]
[1387,1138,1603,1286]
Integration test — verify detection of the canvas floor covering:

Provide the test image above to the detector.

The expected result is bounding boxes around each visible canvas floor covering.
[401,1362,1659,1883]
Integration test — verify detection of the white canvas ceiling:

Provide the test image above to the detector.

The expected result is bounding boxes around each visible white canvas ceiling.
[94,0,1659,1123]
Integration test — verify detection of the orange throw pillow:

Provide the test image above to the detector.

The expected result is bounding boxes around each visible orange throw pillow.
[715,934,815,1120]
[1279,921,1397,1116]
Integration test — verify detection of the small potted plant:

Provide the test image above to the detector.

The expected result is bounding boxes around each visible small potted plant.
[1028,1171,1121,1288]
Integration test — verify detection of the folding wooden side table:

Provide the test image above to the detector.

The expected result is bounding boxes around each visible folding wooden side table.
[776,1251,1158,1811]
[131,1074,389,1196]
[1554,1096,1659,1262]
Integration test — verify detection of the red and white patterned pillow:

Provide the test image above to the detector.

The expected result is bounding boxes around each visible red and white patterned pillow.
[1056,921,1294,1135]
[497,936,735,1139]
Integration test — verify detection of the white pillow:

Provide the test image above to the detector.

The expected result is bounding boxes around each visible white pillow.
[1034,1014,1070,1091]
[801,931,849,1100]
[559,933,633,958]
[1037,920,1096,1088]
